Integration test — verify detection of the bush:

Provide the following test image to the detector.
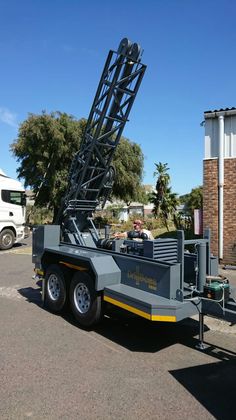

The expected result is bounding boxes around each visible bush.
[26,206,53,226]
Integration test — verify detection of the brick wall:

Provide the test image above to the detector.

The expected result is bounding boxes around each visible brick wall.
[203,159,218,257]
[224,159,236,263]
[203,158,236,263]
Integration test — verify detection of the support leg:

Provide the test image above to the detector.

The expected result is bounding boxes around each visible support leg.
[41,277,46,307]
[196,312,207,350]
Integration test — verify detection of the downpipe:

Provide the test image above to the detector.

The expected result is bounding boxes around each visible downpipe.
[218,115,224,260]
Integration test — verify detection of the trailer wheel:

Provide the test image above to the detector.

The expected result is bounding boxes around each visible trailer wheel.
[0,229,15,250]
[45,264,67,313]
[69,272,102,327]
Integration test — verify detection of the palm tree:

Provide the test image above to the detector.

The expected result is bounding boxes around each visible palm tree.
[154,162,170,197]
[150,163,170,217]
[150,162,179,231]
[160,187,179,231]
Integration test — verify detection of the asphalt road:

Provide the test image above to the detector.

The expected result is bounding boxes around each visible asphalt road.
[0,236,236,420]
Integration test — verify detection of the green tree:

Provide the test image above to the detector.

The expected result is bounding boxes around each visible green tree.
[11,111,144,219]
[184,186,203,213]
[112,138,144,204]
[135,185,149,205]
[154,162,170,197]
[180,186,203,231]
[149,162,179,230]
[11,112,85,218]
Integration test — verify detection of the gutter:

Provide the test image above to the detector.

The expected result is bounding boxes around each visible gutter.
[204,109,236,119]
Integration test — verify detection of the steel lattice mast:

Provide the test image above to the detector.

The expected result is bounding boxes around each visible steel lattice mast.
[56,38,146,241]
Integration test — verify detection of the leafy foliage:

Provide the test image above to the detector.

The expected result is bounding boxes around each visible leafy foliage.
[182,186,203,215]
[154,162,170,198]
[11,112,85,217]
[26,205,53,226]
[11,111,144,218]
[179,186,203,233]
[112,138,144,204]
[149,162,179,230]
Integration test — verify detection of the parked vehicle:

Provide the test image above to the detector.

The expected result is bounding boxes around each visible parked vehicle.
[0,169,27,250]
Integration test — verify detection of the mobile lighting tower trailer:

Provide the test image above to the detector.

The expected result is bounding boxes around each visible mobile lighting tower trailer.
[33,38,236,348]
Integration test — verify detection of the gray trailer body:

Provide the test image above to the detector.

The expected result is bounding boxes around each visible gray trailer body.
[33,225,236,328]
[31,39,236,347]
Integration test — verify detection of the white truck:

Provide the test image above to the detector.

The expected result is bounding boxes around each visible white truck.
[0,169,27,250]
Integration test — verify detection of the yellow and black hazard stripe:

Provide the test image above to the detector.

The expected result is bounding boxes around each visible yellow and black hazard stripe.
[103,295,176,322]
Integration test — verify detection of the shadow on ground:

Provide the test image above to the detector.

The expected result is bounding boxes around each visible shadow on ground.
[18,281,202,353]
[170,357,236,420]
[18,282,236,419]
[17,282,220,354]
[18,280,42,306]
[18,282,236,357]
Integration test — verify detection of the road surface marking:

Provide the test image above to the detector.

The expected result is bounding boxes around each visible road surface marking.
[0,246,32,255]
[0,285,23,300]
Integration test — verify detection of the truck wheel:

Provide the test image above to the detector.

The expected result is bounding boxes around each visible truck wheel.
[45,264,67,313]
[69,272,102,327]
[0,229,15,250]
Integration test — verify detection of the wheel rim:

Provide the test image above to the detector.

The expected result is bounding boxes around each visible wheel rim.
[74,283,91,314]
[2,233,13,247]
[48,274,61,301]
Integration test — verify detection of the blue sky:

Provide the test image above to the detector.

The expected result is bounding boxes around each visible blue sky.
[0,0,235,195]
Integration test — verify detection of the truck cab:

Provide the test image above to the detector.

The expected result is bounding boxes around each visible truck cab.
[0,169,27,250]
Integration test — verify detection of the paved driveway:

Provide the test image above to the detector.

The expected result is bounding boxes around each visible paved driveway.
[0,237,235,419]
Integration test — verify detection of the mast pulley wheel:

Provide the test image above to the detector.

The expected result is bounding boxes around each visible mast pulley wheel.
[118,38,141,61]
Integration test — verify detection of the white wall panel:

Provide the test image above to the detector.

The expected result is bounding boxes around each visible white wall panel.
[204,114,236,158]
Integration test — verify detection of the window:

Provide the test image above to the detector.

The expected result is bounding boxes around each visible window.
[1,190,26,206]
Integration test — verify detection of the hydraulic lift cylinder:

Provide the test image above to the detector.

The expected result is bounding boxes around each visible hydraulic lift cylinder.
[197,242,206,293]
[105,225,110,239]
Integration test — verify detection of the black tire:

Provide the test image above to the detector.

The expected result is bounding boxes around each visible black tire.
[0,229,15,250]
[69,272,102,327]
[45,264,67,313]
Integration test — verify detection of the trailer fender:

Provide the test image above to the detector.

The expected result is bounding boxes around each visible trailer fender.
[89,255,121,291]
[39,245,121,292]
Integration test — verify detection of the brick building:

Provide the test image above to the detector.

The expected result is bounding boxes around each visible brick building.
[203,108,236,263]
